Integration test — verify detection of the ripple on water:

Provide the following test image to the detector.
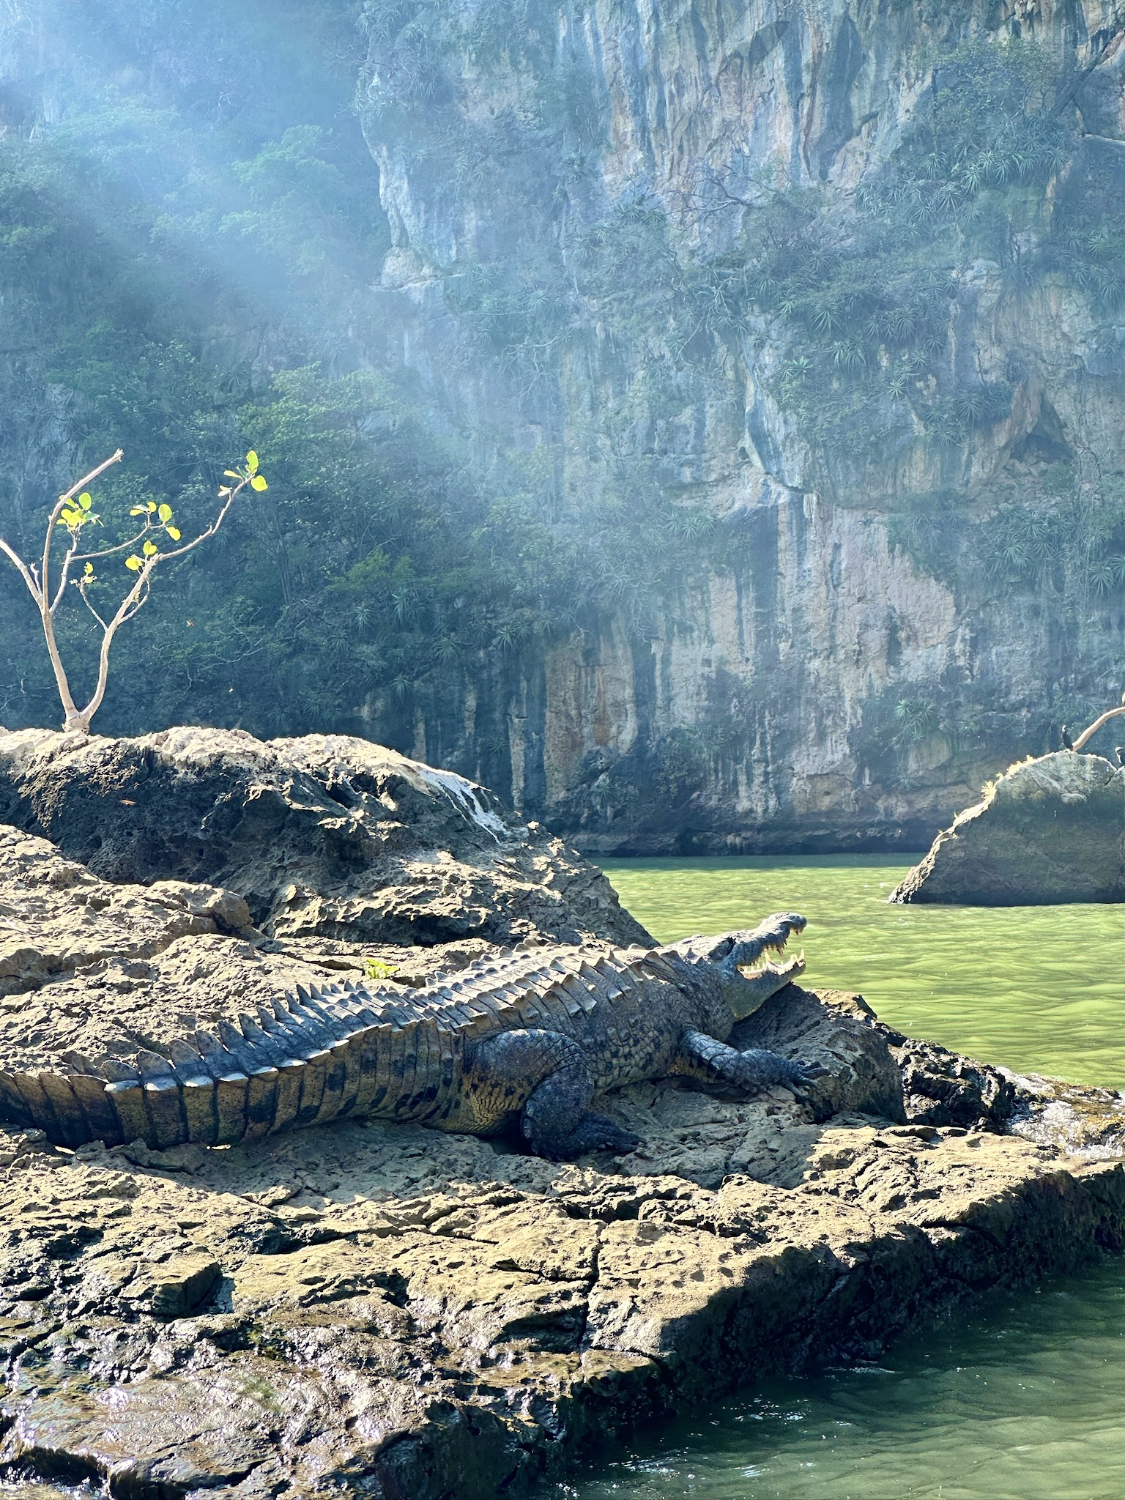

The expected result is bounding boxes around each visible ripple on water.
[566,1266,1125,1500]
[573,857,1125,1500]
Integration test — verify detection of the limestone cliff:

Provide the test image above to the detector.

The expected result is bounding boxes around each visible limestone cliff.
[359,0,1125,850]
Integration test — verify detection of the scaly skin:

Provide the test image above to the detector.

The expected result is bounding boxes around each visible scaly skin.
[0,913,815,1159]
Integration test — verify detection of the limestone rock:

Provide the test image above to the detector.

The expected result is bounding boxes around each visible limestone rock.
[1,749,1124,1493]
[889,752,1125,904]
[0,727,649,946]
[884,1032,1017,1131]
[0,824,253,1002]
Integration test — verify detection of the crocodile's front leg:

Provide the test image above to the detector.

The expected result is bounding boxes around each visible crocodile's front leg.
[673,1030,820,1095]
[466,1029,639,1160]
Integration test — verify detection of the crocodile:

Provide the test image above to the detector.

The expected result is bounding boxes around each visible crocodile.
[0,913,815,1159]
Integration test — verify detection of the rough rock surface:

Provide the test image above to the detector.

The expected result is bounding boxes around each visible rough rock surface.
[0,822,388,1071]
[0,728,649,947]
[2,777,1125,1494]
[889,752,1125,904]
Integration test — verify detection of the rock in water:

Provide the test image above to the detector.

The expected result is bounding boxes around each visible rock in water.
[889,751,1125,904]
[0,727,649,946]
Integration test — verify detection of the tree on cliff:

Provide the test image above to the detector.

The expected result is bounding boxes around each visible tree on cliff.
[0,449,267,735]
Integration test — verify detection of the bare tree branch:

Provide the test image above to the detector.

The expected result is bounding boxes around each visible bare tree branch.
[75,579,109,632]
[1072,703,1125,752]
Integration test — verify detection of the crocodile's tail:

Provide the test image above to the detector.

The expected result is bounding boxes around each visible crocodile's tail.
[0,980,436,1151]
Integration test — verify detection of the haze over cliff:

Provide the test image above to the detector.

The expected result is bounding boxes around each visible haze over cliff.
[2,0,1124,850]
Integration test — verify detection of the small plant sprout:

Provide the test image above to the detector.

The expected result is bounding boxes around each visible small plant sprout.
[0,449,267,735]
[364,958,399,982]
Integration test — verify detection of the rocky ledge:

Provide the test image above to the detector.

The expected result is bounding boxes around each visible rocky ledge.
[0,985,1123,1499]
[890,751,1125,904]
[0,727,647,947]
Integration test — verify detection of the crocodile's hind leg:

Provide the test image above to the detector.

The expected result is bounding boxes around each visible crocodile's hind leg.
[674,1030,820,1095]
[466,1029,638,1160]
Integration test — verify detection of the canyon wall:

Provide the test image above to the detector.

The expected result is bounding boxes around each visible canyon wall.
[359,0,1125,850]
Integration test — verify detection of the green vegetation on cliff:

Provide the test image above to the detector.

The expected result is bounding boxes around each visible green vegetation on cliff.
[0,0,726,761]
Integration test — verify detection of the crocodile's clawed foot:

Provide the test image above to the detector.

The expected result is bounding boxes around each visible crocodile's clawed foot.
[779,1059,829,1095]
[571,1113,640,1155]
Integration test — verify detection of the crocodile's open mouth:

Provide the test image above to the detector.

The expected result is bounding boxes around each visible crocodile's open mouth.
[739,918,806,982]
[729,941,806,1019]
[739,950,805,983]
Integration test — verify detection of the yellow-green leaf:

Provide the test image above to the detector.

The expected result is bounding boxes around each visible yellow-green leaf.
[165,525,182,541]
[158,503,173,523]
[142,540,158,557]
[147,501,158,513]
[125,556,143,571]
[78,493,93,510]
[246,450,259,474]
[224,470,241,479]
[250,474,268,491]
[84,562,95,577]
[218,486,232,497]
[129,506,146,516]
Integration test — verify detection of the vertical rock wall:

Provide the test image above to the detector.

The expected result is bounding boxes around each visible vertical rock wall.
[359,0,1125,850]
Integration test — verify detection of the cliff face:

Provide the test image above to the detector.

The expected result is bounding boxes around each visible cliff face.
[358,0,1125,851]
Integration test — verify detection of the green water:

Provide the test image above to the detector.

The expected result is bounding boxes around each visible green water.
[603,856,1125,1089]
[567,1264,1125,1499]
[565,857,1125,1500]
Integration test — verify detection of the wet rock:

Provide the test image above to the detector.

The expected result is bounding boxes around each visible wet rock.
[890,752,1125,904]
[880,1030,1017,1131]
[1007,1073,1125,1161]
[0,728,649,947]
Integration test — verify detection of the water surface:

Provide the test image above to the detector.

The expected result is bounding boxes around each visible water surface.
[567,1262,1125,1499]
[603,856,1125,1089]
[568,856,1125,1500]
